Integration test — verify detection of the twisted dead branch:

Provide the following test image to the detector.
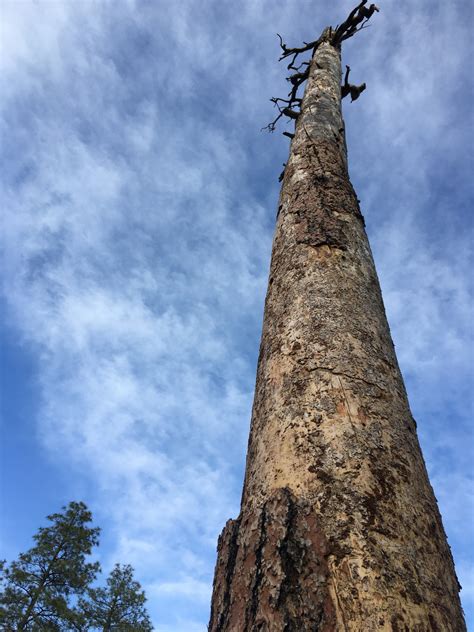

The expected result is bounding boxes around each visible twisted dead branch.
[263,1,379,134]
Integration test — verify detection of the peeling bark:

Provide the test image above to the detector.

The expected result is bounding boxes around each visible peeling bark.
[209,29,466,632]
[209,488,336,632]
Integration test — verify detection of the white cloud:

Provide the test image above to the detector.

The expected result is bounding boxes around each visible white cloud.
[150,577,211,602]
[154,621,204,632]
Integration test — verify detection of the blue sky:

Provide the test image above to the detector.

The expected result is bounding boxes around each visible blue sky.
[1,1,473,630]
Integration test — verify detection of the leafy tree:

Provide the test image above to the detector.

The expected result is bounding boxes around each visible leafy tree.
[79,564,152,631]
[0,501,100,631]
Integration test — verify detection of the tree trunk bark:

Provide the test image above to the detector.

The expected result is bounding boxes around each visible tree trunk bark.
[209,29,465,632]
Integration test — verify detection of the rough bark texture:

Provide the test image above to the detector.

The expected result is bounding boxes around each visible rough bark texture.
[209,31,466,632]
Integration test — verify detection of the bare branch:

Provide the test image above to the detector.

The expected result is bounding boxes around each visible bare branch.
[341,64,366,102]
[338,22,371,43]
[261,103,300,133]
[282,107,300,120]
[287,60,310,73]
[276,33,320,68]
[264,3,379,133]
[277,33,318,60]
[261,111,285,133]
[271,97,302,109]
[287,70,309,87]
[332,1,379,45]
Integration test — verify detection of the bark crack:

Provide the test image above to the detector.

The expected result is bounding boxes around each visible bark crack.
[214,520,241,632]
[276,489,297,617]
[308,365,387,393]
[329,561,349,632]
[246,505,267,629]
[297,239,347,252]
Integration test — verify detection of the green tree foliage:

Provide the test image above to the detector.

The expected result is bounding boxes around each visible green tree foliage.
[0,501,100,630]
[0,502,153,631]
[79,564,152,631]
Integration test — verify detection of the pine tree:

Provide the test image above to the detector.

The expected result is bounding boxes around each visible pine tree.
[78,564,152,632]
[0,501,100,631]
[209,2,466,630]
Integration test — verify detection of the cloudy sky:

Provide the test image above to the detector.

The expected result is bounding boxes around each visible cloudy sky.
[1,0,473,629]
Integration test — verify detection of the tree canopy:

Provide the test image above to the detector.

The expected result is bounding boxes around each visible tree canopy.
[0,502,152,631]
[79,564,152,631]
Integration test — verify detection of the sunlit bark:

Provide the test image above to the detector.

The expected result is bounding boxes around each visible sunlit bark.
[209,25,465,632]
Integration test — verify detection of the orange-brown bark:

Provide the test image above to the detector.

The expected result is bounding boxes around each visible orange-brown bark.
[209,29,465,632]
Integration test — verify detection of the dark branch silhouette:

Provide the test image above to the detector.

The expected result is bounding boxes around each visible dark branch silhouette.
[333,1,379,45]
[264,2,379,133]
[262,98,302,133]
[277,33,320,70]
[341,65,366,102]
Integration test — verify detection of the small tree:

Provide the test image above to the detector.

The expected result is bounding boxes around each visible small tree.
[79,564,152,631]
[0,501,100,631]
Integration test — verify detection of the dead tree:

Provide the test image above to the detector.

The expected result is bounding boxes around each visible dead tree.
[209,3,466,631]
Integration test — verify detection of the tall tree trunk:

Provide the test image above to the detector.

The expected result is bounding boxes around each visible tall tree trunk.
[209,29,465,632]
